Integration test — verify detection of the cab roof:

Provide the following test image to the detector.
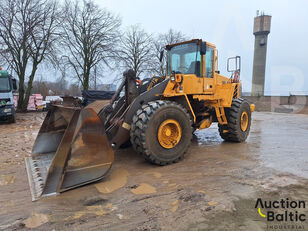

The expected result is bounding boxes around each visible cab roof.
[166,39,216,50]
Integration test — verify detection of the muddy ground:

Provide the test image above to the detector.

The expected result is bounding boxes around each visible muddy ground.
[0,112,307,231]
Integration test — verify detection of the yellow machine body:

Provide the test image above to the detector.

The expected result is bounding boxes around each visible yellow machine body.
[25,39,253,201]
[161,40,241,127]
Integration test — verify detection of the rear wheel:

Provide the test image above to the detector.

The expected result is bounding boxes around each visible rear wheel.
[130,100,192,165]
[218,98,251,142]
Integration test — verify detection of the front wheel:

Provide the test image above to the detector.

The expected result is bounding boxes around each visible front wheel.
[218,98,251,142]
[130,100,192,165]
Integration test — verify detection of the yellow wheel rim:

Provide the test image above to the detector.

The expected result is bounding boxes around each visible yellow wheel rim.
[158,119,182,149]
[240,111,249,131]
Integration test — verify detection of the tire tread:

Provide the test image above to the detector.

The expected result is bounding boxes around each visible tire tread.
[130,100,192,165]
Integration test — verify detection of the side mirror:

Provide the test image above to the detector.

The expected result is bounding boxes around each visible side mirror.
[200,42,206,55]
[159,49,164,62]
[227,56,241,72]
[12,79,17,91]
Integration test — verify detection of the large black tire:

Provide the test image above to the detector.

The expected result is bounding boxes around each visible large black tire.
[218,98,251,142]
[130,100,192,165]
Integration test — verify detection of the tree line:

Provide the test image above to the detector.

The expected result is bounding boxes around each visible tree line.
[0,0,188,111]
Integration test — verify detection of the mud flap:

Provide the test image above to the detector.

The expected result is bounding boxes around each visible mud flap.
[25,104,114,201]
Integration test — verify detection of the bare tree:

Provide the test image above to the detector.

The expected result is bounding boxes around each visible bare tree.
[68,83,81,96]
[152,29,189,76]
[60,0,121,90]
[0,0,60,111]
[31,80,49,97]
[117,25,154,79]
[31,77,82,97]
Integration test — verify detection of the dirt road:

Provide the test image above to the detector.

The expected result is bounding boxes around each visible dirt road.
[0,112,307,231]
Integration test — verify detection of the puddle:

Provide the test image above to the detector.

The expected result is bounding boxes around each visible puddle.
[65,205,109,221]
[87,206,107,216]
[116,214,125,220]
[0,175,15,185]
[194,127,222,146]
[152,172,162,178]
[171,200,179,212]
[72,211,86,219]
[130,183,157,194]
[259,175,300,191]
[105,203,116,211]
[95,169,129,194]
[208,201,218,206]
[24,213,49,228]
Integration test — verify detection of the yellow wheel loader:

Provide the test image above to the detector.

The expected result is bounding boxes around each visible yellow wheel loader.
[25,39,254,201]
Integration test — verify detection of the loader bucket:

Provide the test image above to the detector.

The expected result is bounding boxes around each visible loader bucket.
[25,104,114,201]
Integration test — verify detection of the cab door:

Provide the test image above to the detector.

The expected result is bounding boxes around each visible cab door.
[203,46,215,93]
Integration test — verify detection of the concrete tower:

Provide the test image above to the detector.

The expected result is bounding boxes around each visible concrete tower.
[251,12,271,96]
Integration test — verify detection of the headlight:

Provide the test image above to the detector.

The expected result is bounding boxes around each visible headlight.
[170,76,175,81]
[4,108,11,113]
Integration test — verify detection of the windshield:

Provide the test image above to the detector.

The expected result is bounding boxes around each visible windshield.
[167,42,201,76]
[0,77,11,92]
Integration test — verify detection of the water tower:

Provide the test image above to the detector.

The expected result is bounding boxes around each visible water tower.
[251,11,272,96]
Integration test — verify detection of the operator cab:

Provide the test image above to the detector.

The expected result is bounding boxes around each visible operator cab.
[166,39,216,79]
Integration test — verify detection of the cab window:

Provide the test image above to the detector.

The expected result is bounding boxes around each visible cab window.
[167,43,201,77]
[205,47,214,77]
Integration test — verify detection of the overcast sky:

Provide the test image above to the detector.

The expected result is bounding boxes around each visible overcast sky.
[97,0,308,95]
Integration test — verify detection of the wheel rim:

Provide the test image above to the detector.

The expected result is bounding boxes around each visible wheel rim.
[158,119,182,149]
[240,111,249,131]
